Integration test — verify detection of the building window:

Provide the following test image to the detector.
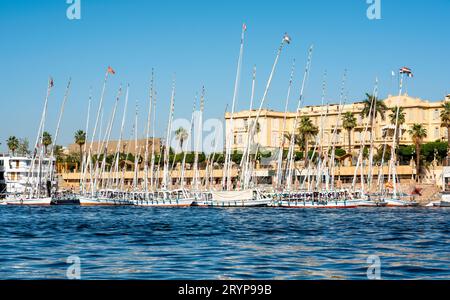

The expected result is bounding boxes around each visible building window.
[434,109,439,119]
[435,127,439,139]
[237,135,242,144]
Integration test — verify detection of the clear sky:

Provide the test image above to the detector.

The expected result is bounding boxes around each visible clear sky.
[0,0,449,151]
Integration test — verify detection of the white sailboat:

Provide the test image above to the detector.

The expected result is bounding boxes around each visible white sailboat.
[192,189,272,207]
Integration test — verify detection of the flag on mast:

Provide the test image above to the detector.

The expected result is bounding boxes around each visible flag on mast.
[399,67,413,77]
[49,77,54,88]
[283,33,291,44]
[391,70,395,77]
[107,66,116,75]
[242,23,247,31]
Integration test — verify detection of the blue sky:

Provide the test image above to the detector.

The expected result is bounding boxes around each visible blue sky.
[0,0,449,150]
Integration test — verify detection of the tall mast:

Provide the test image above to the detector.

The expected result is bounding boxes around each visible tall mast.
[329,70,347,191]
[237,32,291,191]
[286,45,313,191]
[162,78,176,189]
[96,85,122,191]
[240,65,257,189]
[81,89,92,195]
[181,95,197,189]
[275,60,295,190]
[389,72,405,198]
[85,67,114,196]
[133,101,139,192]
[366,78,379,192]
[28,77,54,198]
[150,91,157,191]
[223,23,247,191]
[193,86,205,191]
[112,84,130,189]
[48,78,72,185]
[144,69,154,196]
[351,80,377,191]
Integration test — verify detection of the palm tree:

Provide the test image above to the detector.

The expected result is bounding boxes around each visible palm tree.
[342,112,357,154]
[440,102,450,153]
[360,93,388,141]
[6,136,19,156]
[175,127,189,152]
[42,131,52,155]
[74,130,86,165]
[389,106,406,148]
[298,116,319,166]
[408,124,427,182]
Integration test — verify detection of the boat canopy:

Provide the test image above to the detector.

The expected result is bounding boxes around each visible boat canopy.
[211,190,253,201]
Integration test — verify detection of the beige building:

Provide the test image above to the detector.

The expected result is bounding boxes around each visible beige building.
[67,138,161,156]
[225,94,450,153]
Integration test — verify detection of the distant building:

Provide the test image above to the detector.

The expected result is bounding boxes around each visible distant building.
[0,154,54,197]
[225,94,449,153]
[67,138,161,156]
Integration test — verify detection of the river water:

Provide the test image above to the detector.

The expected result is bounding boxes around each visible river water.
[0,206,448,279]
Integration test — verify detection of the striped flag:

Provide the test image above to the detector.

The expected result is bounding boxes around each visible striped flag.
[399,67,413,77]
[49,77,54,88]
[107,66,116,75]
[242,23,247,31]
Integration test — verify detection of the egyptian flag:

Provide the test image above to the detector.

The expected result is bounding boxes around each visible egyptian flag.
[283,33,291,44]
[399,67,413,77]
[242,23,247,32]
[107,66,116,75]
[49,77,54,88]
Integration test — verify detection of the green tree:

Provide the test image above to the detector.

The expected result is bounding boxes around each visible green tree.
[42,131,52,155]
[17,138,30,156]
[360,93,388,122]
[389,106,406,148]
[74,130,86,166]
[298,116,319,166]
[440,102,450,154]
[408,124,427,182]
[175,127,189,152]
[6,136,19,156]
[342,112,357,154]
[53,145,65,163]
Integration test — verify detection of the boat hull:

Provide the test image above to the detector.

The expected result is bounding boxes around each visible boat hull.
[2,197,52,206]
[274,200,357,208]
[192,199,272,207]
[78,197,133,206]
[131,198,194,207]
[384,198,418,207]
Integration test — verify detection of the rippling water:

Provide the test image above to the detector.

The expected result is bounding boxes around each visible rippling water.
[0,206,448,279]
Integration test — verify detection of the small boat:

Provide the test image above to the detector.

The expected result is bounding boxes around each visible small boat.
[192,189,272,207]
[131,189,195,207]
[271,190,358,208]
[79,190,134,206]
[2,196,52,206]
[384,198,418,207]
[275,199,358,208]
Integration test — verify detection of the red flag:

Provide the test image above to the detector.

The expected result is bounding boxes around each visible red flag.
[49,77,54,88]
[399,67,413,77]
[107,66,116,75]
[242,23,247,31]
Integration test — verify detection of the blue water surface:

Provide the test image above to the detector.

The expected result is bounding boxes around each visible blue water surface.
[0,206,448,279]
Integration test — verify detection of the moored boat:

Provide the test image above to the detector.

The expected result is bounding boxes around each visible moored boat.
[192,189,272,207]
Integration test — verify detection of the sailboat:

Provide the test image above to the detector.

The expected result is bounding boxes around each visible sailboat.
[3,78,56,206]
[192,189,272,207]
